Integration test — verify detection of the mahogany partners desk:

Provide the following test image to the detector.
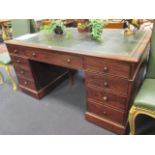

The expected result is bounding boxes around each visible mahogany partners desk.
[5,28,151,134]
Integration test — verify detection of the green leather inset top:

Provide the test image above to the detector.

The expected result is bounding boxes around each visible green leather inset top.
[0,53,11,65]
[14,28,148,58]
[134,79,155,111]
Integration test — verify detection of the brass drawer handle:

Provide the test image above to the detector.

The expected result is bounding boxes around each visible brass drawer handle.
[103,66,108,72]
[24,81,28,85]
[103,111,107,115]
[67,58,71,63]
[20,70,24,74]
[32,52,36,57]
[103,81,108,87]
[16,60,21,63]
[102,96,108,101]
[14,49,18,53]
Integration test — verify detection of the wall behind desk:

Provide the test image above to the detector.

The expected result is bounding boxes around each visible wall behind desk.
[11,19,31,38]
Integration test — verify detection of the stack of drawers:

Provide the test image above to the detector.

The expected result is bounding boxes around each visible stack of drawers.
[8,46,37,91]
[84,57,131,133]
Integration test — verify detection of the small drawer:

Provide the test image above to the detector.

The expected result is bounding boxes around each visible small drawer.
[87,101,125,124]
[11,55,30,68]
[86,72,128,96]
[84,57,130,78]
[18,77,36,90]
[24,48,83,69]
[87,87,127,110]
[14,65,33,80]
[7,45,25,56]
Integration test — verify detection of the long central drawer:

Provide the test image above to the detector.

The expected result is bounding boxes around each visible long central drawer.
[24,48,83,70]
[7,45,84,70]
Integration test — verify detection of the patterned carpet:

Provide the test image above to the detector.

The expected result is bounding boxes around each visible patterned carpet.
[0,43,8,53]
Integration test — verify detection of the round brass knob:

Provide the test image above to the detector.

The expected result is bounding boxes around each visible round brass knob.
[103,66,108,72]
[24,81,28,85]
[103,111,107,115]
[32,52,36,57]
[103,96,108,101]
[67,58,71,63]
[16,60,21,63]
[20,70,24,74]
[14,49,18,53]
[104,81,108,87]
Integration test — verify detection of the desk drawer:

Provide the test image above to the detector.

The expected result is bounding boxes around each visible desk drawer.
[7,45,25,56]
[18,76,36,90]
[87,87,127,110]
[87,101,124,124]
[86,72,128,96]
[11,55,30,68]
[24,48,83,69]
[14,65,33,80]
[84,57,130,78]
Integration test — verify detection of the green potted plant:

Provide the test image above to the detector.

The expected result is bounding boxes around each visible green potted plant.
[88,19,106,41]
[40,20,66,35]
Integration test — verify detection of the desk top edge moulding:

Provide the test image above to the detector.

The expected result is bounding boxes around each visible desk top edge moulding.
[5,28,152,63]
[5,27,152,134]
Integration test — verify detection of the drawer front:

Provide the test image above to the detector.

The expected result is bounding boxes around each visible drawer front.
[14,65,33,80]
[87,87,127,110]
[86,72,129,96]
[87,101,124,124]
[11,55,30,68]
[84,57,130,78]
[24,48,83,69]
[17,76,36,90]
[7,45,25,56]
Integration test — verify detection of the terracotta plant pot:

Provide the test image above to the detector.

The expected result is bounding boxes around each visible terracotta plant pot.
[77,19,90,33]
[42,20,51,26]
[78,28,89,32]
